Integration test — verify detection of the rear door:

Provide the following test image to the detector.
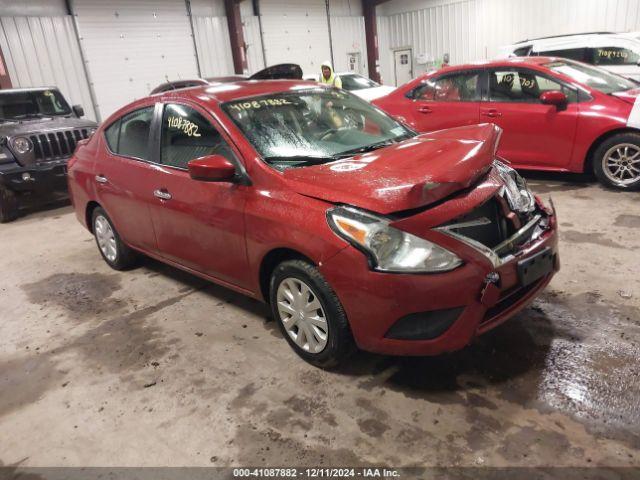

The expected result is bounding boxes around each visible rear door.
[145,102,251,288]
[407,70,482,132]
[95,105,158,252]
[482,67,579,169]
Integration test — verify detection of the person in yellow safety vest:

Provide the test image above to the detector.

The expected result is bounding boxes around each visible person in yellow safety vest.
[319,61,342,88]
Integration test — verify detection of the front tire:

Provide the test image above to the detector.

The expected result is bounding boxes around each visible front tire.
[269,259,355,369]
[0,188,19,223]
[91,207,138,270]
[593,133,640,190]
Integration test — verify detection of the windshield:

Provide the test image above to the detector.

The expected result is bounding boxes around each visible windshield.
[544,60,636,94]
[222,88,414,169]
[341,75,380,91]
[0,89,72,121]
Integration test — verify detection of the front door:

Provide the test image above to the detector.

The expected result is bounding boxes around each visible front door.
[408,70,482,132]
[394,49,413,86]
[483,68,579,169]
[145,102,251,289]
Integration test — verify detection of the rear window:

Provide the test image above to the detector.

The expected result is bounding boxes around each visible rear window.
[593,47,640,66]
[103,107,154,161]
[545,59,637,94]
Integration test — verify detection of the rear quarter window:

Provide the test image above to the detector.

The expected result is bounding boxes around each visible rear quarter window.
[104,120,120,152]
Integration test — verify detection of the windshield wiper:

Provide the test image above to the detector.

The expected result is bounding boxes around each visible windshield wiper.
[263,154,338,166]
[334,140,395,158]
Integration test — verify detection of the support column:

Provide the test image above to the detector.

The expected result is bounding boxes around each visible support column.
[363,0,381,83]
[225,0,248,75]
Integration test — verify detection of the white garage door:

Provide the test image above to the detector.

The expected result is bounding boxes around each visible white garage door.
[257,0,331,77]
[72,0,199,120]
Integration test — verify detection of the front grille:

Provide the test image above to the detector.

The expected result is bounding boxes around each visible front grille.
[29,129,90,162]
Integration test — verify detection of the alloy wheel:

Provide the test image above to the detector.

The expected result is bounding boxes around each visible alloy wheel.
[94,215,118,262]
[276,277,329,354]
[602,143,640,186]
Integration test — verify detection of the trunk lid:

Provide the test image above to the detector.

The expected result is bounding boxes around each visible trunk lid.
[283,123,501,214]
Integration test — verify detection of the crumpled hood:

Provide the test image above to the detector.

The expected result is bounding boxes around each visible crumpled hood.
[283,123,501,215]
[0,116,97,138]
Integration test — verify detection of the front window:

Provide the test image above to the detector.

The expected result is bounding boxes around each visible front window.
[222,88,414,169]
[160,103,236,169]
[0,89,71,121]
[488,69,578,103]
[545,59,636,94]
[340,75,379,91]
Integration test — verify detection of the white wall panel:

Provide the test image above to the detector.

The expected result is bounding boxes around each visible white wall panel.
[329,16,367,75]
[72,0,198,120]
[0,16,96,120]
[380,0,640,83]
[190,0,225,17]
[192,16,234,78]
[243,15,266,73]
[248,0,331,76]
[0,0,67,17]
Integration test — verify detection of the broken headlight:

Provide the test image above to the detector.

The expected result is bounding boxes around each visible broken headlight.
[327,206,463,273]
[493,159,535,213]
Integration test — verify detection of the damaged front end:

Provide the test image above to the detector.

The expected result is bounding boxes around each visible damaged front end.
[435,159,555,270]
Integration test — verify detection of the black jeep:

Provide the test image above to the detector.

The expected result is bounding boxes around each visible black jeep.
[0,87,97,222]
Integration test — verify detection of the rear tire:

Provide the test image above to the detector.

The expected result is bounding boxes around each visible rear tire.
[269,259,355,369]
[0,188,19,223]
[91,207,138,270]
[592,133,640,190]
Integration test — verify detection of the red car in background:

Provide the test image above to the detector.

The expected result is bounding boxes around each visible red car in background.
[68,81,558,368]
[374,57,640,190]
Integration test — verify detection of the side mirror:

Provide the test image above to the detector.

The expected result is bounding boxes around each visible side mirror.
[72,104,85,117]
[187,154,237,182]
[540,90,567,110]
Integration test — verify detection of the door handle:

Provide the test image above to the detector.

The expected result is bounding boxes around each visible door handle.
[417,105,433,114]
[95,174,108,184]
[481,109,502,118]
[153,189,172,200]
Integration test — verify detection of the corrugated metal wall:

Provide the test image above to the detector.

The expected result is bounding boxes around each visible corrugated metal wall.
[0,15,97,120]
[243,15,266,73]
[379,0,640,86]
[329,16,367,75]
[71,0,199,120]
[192,16,234,78]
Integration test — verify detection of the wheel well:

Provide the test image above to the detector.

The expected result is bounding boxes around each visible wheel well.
[585,127,640,173]
[259,248,315,302]
[85,201,101,233]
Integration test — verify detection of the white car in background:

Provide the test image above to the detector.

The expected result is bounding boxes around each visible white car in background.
[499,32,640,81]
[304,72,396,101]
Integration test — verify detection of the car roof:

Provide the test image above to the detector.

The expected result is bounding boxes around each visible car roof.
[514,31,616,45]
[156,79,326,105]
[435,56,557,72]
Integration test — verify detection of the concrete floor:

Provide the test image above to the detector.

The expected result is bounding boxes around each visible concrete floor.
[0,174,639,469]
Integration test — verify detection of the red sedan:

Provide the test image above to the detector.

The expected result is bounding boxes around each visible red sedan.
[68,81,558,367]
[373,57,640,190]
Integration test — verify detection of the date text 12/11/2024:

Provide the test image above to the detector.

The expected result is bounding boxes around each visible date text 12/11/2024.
[232,468,401,478]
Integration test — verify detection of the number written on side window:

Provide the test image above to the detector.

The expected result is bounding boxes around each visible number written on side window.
[160,104,236,170]
[489,70,577,103]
